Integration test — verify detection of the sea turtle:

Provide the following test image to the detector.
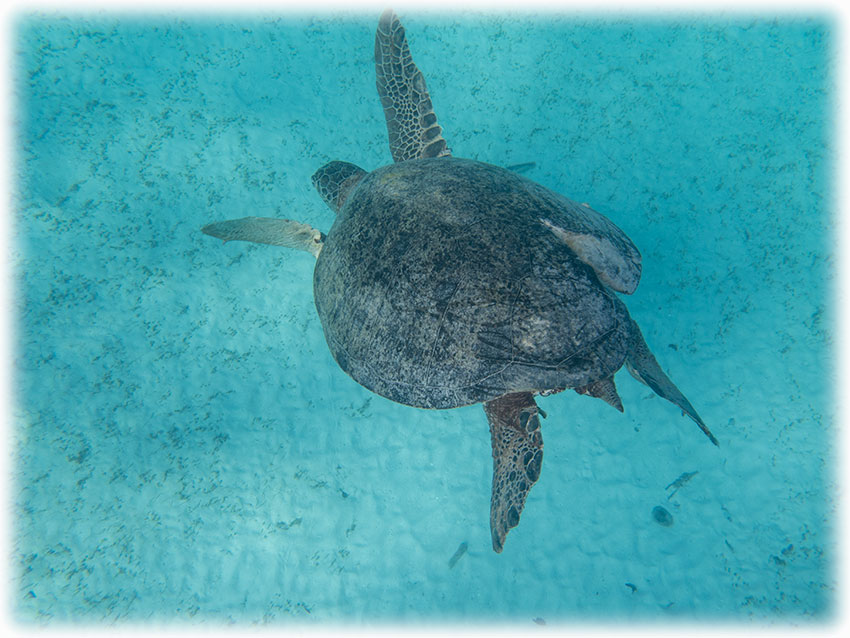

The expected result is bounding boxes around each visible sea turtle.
[202,9,717,553]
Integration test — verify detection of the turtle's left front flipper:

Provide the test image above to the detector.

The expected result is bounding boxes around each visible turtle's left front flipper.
[485,392,544,553]
[626,320,718,446]
[202,217,324,258]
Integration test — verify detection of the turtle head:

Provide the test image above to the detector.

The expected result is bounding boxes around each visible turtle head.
[312,161,368,214]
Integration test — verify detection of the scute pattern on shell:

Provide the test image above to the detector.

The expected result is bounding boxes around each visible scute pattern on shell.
[313,157,634,409]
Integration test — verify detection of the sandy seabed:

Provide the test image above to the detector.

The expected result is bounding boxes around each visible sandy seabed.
[12,11,834,625]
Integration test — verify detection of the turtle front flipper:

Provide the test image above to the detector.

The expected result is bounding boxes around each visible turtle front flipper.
[201,217,324,258]
[484,392,544,553]
[375,9,451,162]
[626,320,718,446]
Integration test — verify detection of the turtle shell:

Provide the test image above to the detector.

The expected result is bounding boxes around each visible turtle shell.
[313,156,637,409]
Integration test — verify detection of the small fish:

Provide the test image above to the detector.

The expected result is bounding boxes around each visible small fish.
[448,541,468,569]
[506,161,536,174]
[532,617,546,625]
[276,517,302,531]
[665,471,698,499]
[625,582,637,593]
[652,505,674,527]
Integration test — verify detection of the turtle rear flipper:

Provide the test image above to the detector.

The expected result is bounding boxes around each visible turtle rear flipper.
[485,392,544,553]
[375,9,450,162]
[201,217,324,258]
[626,320,718,446]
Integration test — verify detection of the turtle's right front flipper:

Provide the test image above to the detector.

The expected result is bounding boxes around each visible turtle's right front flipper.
[375,9,450,162]
[201,217,324,258]
[485,392,544,553]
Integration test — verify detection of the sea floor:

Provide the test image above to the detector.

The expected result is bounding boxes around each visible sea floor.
[11,10,835,626]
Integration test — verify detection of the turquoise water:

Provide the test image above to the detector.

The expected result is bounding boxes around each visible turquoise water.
[12,10,834,625]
